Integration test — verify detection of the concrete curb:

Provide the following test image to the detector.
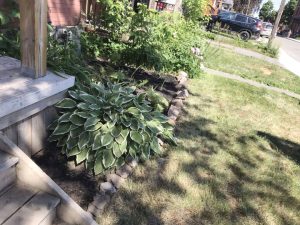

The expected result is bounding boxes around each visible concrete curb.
[287,38,300,44]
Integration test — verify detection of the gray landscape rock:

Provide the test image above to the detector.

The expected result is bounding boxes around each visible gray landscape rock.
[92,194,111,211]
[171,98,184,108]
[176,89,189,99]
[168,105,181,119]
[106,174,125,189]
[99,182,117,195]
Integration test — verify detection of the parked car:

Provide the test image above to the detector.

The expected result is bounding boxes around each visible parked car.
[261,22,273,37]
[207,11,263,41]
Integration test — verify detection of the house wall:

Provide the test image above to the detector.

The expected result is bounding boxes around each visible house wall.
[291,0,300,34]
[48,0,81,26]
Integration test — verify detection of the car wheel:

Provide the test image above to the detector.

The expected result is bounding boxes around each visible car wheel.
[239,31,250,41]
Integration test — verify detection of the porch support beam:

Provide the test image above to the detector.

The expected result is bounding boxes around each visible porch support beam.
[19,0,48,78]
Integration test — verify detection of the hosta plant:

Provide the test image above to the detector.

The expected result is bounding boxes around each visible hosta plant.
[48,82,175,175]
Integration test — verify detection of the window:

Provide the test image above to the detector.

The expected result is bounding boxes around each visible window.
[235,15,247,23]
[220,13,235,20]
[248,18,256,24]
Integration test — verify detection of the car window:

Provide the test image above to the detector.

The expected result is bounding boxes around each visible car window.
[235,15,247,23]
[248,18,256,24]
[220,13,235,20]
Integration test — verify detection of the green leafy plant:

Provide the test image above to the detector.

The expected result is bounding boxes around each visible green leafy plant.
[146,87,169,112]
[48,82,175,175]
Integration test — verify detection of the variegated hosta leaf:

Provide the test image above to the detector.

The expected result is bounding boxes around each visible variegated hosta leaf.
[58,112,72,123]
[130,131,143,144]
[94,154,105,175]
[101,133,114,147]
[68,90,81,100]
[70,114,86,126]
[56,98,77,109]
[53,123,72,135]
[102,149,115,168]
[80,93,99,104]
[78,131,90,149]
[84,117,100,130]
[76,148,88,164]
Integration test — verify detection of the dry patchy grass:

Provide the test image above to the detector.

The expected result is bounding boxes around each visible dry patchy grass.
[98,75,300,225]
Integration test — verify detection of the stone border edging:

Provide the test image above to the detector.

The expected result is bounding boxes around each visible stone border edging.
[87,71,190,219]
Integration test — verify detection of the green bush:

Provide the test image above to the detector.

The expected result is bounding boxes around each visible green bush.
[110,5,205,77]
[182,0,210,22]
[48,82,175,174]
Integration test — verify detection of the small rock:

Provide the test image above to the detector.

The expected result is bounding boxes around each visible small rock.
[92,194,111,210]
[106,174,125,189]
[176,89,189,99]
[87,203,103,217]
[168,118,176,126]
[178,77,188,86]
[116,164,133,179]
[99,182,117,195]
[177,71,188,82]
[168,105,181,118]
[171,98,184,108]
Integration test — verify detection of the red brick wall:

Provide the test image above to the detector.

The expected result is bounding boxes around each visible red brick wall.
[48,0,81,26]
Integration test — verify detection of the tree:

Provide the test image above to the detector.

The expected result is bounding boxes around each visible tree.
[281,0,297,25]
[233,0,262,15]
[259,0,277,22]
[182,0,210,22]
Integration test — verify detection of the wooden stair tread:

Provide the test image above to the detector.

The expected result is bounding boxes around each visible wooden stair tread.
[0,183,38,224]
[3,191,60,225]
[0,152,18,172]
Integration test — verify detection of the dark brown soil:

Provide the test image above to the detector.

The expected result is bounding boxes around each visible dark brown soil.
[33,143,102,210]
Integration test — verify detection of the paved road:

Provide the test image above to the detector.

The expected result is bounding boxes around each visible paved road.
[275,37,300,63]
[275,37,300,77]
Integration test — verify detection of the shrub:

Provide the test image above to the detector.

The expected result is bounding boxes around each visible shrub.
[182,0,210,22]
[111,5,205,78]
[48,82,175,174]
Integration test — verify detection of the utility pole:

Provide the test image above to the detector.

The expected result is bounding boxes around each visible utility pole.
[268,0,286,47]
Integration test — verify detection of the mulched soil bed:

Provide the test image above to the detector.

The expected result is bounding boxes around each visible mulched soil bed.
[33,67,179,210]
[33,144,100,209]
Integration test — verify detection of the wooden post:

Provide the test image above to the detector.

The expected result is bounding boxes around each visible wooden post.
[19,0,48,78]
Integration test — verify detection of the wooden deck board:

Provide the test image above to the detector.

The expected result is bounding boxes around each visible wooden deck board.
[0,56,75,119]
[0,183,38,224]
[3,191,60,225]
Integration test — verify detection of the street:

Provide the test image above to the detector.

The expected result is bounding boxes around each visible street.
[275,37,300,77]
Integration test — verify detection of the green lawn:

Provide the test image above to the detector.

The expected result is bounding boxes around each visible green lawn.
[99,75,300,225]
[204,46,300,95]
[212,33,278,58]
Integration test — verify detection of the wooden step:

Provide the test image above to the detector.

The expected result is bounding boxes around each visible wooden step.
[0,152,18,192]
[0,183,38,224]
[2,190,60,225]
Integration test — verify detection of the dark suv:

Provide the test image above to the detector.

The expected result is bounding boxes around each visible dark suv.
[207,11,262,40]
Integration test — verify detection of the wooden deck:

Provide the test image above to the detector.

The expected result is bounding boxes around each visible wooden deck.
[0,56,75,155]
